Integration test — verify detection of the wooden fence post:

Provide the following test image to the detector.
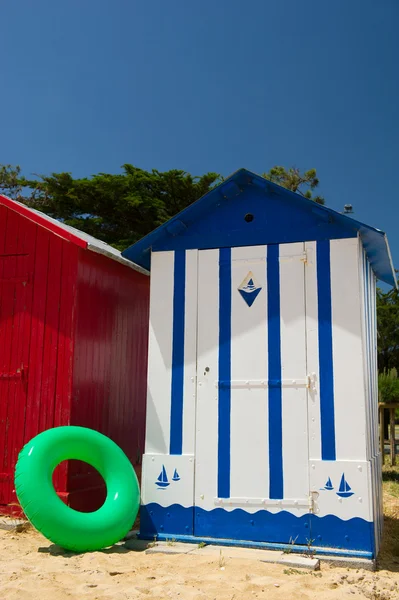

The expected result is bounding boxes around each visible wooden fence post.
[390,407,396,466]
[379,404,385,465]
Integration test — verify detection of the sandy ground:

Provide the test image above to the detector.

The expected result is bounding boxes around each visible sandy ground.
[0,525,399,600]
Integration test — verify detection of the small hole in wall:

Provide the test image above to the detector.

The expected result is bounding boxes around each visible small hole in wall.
[244,213,254,222]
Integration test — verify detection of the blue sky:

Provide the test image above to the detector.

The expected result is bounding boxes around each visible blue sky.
[1,0,398,274]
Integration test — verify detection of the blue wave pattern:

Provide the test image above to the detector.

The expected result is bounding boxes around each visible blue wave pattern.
[140,503,374,555]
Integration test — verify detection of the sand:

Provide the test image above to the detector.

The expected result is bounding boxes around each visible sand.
[0,524,399,600]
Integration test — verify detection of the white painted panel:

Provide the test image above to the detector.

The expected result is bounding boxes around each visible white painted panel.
[305,241,321,461]
[230,245,268,500]
[182,250,198,454]
[142,453,194,508]
[369,268,378,457]
[330,238,367,461]
[358,243,371,461]
[195,249,220,512]
[280,243,309,500]
[309,459,372,522]
[145,251,174,454]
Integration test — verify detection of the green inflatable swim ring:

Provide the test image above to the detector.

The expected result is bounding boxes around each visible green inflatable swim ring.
[14,426,140,552]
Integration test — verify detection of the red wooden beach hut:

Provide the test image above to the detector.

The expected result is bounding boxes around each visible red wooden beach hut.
[0,195,150,515]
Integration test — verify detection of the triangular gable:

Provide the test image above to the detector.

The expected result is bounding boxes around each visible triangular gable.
[121,168,395,286]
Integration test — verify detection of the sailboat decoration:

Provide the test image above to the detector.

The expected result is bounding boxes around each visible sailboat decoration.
[155,465,170,488]
[321,477,334,491]
[172,469,180,482]
[336,473,354,498]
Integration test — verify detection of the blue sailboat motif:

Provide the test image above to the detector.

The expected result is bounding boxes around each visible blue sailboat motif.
[336,473,354,498]
[238,272,262,307]
[322,477,334,491]
[155,465,170,488]
[172,469,180,482]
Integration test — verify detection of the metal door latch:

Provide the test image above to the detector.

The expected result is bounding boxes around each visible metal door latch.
[306,373,317,392]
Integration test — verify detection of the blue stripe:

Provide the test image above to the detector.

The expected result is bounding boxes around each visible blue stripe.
[317,240,336,461]
[170,250,186,455]
[267,244,283,499]
[218,247,231,498]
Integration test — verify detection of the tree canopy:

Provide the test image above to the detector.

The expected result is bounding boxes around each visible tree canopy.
[0,164,325,250]
[0,164,221,250]
[377,286,399,373]
[263,166,325,204]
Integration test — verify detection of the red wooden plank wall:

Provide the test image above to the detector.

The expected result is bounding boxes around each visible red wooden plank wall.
[0,206,78,512]
[68,250,149,510]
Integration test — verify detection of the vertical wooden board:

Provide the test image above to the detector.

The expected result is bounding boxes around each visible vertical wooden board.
[24,228,50,444]
[305,241,321,461]
[95,264,109,436]
[99,267,112,438]
[364,251,374,459]
[279,243,309,500]
[330,238,367,460]
[41,235,63,433]
[2,210,20,489]
[359,245,371,461]
[371,269,378,456]
[87,261,98,431]
[119,279,131,445]
[54,243,77,429]
[0,207,9,484]
[370,271,378,456]
[145,251,174,455]
[195,249,219,512]
[52,243,69,493]
[9,218,36,486]
[229,245,269,500]
[111,270,124,441]
[182,250,198,455]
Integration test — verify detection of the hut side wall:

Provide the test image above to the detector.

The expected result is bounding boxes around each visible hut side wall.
[69,249,150,511]
[359,241,383,555]
[0,204,78,515]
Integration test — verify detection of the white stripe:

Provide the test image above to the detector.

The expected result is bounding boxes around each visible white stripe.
[195,249,220,511]
[182,250,198,454]
[330,238,367,460]
[305,241,321,461]
[145,251,174,454]
[280,243,309,501]
[230,245,268,500]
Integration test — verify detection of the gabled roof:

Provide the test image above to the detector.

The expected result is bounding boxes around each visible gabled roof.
[0,194,148,276]
[121,168,396,287]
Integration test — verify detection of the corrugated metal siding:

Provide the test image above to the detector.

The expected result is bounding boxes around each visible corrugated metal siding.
[0,205,78,512]
[69,249,149,510]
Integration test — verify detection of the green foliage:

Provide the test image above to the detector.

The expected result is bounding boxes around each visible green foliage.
[377,287,399,373]
[263,166,325,204]
[0,165,221,250]
[378,368,399,404]
[0,163,327,250]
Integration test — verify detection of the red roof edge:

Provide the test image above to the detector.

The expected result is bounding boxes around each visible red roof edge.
[0,194,88,249]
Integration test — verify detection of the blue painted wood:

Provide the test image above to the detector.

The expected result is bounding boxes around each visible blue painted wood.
[170,250,186,455]
[121,169,395,288]
[140,503,375,556]
[267,244,284,499]
[218,248,232,498]
[317,240,337,461]
[140,530,374,560]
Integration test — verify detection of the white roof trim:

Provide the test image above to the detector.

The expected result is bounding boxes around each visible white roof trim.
[0,195,149,276]
[87,243,149,275]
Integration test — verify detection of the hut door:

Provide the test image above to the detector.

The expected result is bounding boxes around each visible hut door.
[194,243,311,542]
[0,255,31,507]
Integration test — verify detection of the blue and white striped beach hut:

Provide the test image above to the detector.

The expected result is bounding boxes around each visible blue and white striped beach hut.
[122,168,396,559]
